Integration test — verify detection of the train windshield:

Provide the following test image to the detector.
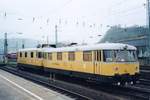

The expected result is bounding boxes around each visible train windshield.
[103,50,137,62]
[114,50,137,62]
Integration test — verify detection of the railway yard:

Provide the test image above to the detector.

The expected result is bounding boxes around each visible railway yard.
[1,1,150,100]
[0,64,149,100]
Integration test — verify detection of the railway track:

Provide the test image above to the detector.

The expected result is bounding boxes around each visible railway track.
[139,79,150,86]
[139,66,150,86]
[0,65,121,100]
[121,85,150,100]
[1,65,150,100]
[140,70,150,80]
[140,66,150,71]
[77,80,150,100]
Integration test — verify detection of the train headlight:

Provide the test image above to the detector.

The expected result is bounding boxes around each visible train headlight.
[135,66,138,71]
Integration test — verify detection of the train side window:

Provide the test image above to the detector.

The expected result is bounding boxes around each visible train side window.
[43,53,47,59]
[38,52,42,58]
[31,52,34,58]
[57,52,62,60]
[48,53,52,60]
[68,52,75,61]
[36,52,38,58]
[94,50,101,61]
[25,52,27,57]
[22,52,24,57]
[83,51,92,61]
[20,52,22,57]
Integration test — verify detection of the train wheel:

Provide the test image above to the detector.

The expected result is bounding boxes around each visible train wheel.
[18,66,24,70]
[120,82,126,86]
[49,73,55,82]
[49,73,52,80]
[52,73,55,81]
[16,66,20,71]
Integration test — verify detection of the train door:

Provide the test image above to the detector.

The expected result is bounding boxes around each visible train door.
[94,50,101,75]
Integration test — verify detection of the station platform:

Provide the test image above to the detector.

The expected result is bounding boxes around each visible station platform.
[0,69,73,100]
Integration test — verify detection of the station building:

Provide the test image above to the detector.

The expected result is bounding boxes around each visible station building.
[100,26,150,66]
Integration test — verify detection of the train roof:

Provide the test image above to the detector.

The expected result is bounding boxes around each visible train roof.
[43,43,136,52]
[18,43,136,52]
[18,48,43,52]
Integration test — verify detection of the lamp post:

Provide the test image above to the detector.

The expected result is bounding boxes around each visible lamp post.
[3,33,8,64]
[17,32,24,49]
[4,32,24,55]
[55,25,58,48]
[4,33,8,57]
[3,32,24,63]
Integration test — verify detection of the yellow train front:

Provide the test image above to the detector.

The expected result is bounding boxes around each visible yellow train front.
[17,43,139,85]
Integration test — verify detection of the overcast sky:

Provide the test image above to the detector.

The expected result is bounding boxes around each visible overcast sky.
[0,0,147,44]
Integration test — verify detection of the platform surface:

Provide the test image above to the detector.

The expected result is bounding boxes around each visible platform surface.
[0,69,73,100]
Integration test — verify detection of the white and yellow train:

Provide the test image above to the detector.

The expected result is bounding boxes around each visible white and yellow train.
[17,43,139,85]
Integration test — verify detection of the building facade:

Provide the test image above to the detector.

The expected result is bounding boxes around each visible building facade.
[100,26,150,66]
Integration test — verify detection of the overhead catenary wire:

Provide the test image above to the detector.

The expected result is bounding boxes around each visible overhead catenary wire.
[105,0,146,26]
[0,0,74,20]
[110,4,145,16]
[0,0,146,40]
[110,0,143,9]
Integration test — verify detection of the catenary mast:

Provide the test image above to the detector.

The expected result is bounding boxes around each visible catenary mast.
[147,0,150,63]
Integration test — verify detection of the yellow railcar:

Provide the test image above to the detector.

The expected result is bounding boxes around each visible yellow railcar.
[17,48,43,70]
[17,43,139,85]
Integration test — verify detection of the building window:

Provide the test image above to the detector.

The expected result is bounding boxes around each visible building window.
[57,52,62,60]
[83,51,92,61]
[48,53,52,60]
[25,52,27,57]
[68,52,75,61]
[31,52,34,58]
[20,52,22,57]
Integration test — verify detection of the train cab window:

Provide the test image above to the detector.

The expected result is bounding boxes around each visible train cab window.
[48,53,52,60]
[20,52,22,57]
[103,50,114,62]
[114,50,138,62]
[57,52,62,60]
[83,51,92,61]
[25,52,27,57]
[31,52,34,58]
[68,52,75,61]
